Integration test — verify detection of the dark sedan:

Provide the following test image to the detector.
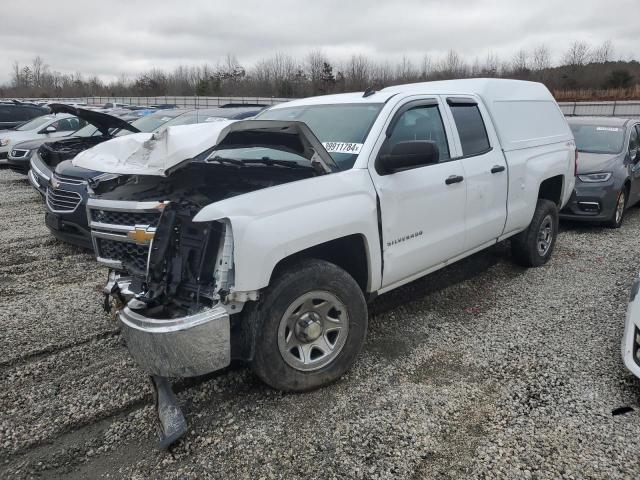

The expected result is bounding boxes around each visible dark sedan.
[561,117,640,228]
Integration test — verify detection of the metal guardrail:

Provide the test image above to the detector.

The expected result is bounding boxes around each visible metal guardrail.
[558,101,640,117]
[3,96,293,108]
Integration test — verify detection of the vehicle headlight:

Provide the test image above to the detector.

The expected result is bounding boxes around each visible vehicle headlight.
[0,139,9,147]
[578,172,612,183]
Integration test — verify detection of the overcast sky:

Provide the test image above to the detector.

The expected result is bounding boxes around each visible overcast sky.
[1,0,637,83]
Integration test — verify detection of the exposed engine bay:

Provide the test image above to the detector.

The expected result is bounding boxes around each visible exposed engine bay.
[39,136,110,168]
[94,120,337,318]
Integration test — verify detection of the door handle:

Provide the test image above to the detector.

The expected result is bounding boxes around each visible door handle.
[491,165,506,174]
[445,175,464,185]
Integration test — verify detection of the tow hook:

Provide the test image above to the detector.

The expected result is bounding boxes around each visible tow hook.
[151,376,188,449]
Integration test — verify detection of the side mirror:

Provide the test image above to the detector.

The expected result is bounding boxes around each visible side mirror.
[630,146,638,163]
[40,126,57,134]
[378,141,439,174]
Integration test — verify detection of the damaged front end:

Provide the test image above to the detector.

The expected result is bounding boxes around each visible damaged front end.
[118,204,237,448]
[91,120,338,448]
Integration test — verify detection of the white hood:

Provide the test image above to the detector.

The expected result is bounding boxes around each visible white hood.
[72,121,234,176]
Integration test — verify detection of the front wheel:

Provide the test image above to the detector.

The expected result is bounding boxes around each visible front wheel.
[606,188,626,229]
[248,259,368,392]
[511,199,559,267]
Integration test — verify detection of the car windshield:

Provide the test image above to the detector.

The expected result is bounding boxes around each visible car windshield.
[114,113,181,136]
[257,103,384,169]
[570,123,625,154]
[15,116,52,131]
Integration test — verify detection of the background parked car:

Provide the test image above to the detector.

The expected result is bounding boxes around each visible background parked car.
[40,108,192,248]
[0,102,49,133]
[0,114,85,165]
[561,117,640,228]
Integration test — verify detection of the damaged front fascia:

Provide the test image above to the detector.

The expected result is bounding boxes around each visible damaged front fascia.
[130,201,252,317]
[98,120,340,314]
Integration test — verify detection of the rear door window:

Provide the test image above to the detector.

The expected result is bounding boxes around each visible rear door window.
[448,99,491,157]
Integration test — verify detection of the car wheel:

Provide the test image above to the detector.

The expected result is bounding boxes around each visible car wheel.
[511,199,559,268]
[606,188,627,229]
[248,259,368,392]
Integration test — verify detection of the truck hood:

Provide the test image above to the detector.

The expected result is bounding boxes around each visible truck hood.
[49,103,140,136]
[73,122,234,176]
[73,120,338,176]
[576,151,622,174]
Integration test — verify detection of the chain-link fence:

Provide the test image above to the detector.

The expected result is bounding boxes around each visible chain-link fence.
[4,96,292,108]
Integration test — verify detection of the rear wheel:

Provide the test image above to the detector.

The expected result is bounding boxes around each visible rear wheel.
[511,199,559,267]
[606,188,627,228]
[249,259,368,392]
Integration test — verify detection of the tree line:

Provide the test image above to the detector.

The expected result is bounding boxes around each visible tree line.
[2,40,639,100]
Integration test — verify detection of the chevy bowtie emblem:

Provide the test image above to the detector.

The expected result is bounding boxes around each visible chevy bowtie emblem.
[127,226,155,244]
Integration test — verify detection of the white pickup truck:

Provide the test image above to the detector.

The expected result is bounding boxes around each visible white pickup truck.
[76,79,576,446]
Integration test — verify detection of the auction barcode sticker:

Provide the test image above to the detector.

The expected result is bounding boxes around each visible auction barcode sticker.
[596,127,620,132]
[323,142,363,154]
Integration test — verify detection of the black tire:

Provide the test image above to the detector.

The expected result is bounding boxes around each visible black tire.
[606,187,627,229]
[511,199,559,267]
[248,259,368,392]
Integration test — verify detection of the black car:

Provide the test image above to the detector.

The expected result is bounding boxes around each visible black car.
[41,109,194,248]
[32,105,140,248]
[561,117,640,228]
[0,101,49,131]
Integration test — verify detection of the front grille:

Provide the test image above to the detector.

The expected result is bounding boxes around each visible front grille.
[53,173,86,186]
[91,209,160,227]
[46,188,81,213]
[96,238,149,273]
[10,149,29,158]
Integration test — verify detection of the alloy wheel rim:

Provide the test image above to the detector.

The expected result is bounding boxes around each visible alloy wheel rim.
[537,215,553,257]
[616,191,625,224]
[277,291,349,372]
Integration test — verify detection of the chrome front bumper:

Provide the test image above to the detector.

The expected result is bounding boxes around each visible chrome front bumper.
[119,304,231,378]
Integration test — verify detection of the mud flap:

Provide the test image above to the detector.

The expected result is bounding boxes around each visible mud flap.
[150,375,187,449]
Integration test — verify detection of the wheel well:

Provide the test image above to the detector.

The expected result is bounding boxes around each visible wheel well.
[270,234,370,292]
[538,175,564,206]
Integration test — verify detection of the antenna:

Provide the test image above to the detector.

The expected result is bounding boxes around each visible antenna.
[363,87,376,98]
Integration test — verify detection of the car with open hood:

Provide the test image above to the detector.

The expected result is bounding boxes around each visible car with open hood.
[29,104,141,247]
[561,117,640,227]
[76,79,576,448]
[45,106,264,249]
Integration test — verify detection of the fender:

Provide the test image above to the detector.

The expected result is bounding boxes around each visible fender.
[193,169,382,293]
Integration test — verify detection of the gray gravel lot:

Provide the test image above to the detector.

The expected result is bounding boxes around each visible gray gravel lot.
[2,167,640,479]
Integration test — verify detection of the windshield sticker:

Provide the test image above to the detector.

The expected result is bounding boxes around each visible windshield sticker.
[205,117,227,122]
[322,142,363,154]
[160,117,172,121]
[596,127,620,132]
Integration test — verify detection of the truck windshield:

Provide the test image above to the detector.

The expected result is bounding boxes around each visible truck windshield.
[570,124,625,154]
[257,103,383,169]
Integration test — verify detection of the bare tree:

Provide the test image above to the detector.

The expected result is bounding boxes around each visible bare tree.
[563,41,591,67]
[592,40,614,63]
[532,45,551,71]
[511,49,530,77]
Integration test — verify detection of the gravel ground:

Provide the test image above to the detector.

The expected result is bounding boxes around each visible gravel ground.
[2,166,640,479]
